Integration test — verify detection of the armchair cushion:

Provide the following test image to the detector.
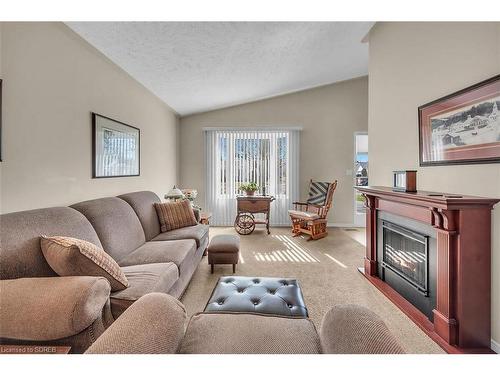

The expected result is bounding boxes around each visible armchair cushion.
[180,313,321,354]
[288,209,320,220]
[85,293,187,354]
[320,304,405,354]
[0,276,111,341]
[40,235,129,291]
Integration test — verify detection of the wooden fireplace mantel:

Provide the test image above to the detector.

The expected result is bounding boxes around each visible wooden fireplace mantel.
[356,186,499,354]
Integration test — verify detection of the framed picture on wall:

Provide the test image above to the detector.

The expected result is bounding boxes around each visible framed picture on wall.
[92,112,140,178]
[418,75,500,166]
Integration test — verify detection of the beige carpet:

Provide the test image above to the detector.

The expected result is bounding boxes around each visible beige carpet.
[181,226,445,354]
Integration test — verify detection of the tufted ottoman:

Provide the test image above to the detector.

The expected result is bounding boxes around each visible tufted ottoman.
[207,234,240,274]
[204,276,308,317]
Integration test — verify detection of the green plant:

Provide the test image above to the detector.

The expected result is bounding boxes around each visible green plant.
[240,182,259,192]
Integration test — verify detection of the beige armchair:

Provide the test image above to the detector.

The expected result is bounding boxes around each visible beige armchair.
[85,293,405,354]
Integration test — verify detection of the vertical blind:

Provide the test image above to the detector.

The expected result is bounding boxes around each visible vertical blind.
[204,128,300,226]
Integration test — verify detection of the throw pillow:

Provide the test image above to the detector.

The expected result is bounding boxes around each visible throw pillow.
[40,235,129,291]
[154,200,198,232]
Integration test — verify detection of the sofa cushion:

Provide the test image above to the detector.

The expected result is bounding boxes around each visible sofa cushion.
[118,240,196,272]
[110,263,179,317]
[0,276,111,341]
[179,313,322,354]
[40,235,128,291]
[118,191,161,241]
[152,224,209,248]
[154,200,197,232]
[0,207,103,279]
[71,197,146,262]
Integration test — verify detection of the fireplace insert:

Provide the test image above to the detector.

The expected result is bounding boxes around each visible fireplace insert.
[381,221,429,295]
[377,212,436,321]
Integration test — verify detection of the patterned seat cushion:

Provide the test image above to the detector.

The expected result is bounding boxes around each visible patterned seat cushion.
[288,209,320,220]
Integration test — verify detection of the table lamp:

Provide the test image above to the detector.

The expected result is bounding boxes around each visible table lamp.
[164,185,185,201]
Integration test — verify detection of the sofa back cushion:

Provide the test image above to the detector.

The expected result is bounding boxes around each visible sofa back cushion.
[118,191,161,241]
[71,197,146,262]
[0,207,103,280]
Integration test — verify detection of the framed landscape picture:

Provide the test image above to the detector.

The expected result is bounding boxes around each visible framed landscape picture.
[418,75,500,166]
[92,113,140,178]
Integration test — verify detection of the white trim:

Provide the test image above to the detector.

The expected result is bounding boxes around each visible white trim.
[491,339,500,353]
[202,126,303,131]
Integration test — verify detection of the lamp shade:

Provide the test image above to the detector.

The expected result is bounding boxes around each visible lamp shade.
[164,185,185,200]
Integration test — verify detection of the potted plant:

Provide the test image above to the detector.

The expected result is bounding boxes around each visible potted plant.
[240,182,259,196]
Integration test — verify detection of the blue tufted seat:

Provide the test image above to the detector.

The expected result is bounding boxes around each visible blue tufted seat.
[204,276,308,317]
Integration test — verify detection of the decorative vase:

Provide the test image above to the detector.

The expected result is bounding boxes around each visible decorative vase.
[246,190,255,196]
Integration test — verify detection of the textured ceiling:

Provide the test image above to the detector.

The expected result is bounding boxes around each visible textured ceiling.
[66,22,373,116]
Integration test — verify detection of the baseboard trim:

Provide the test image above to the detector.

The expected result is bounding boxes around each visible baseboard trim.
[327,222,365,228]
[491,339,500,353]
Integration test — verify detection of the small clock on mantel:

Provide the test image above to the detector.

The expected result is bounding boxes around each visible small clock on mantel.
[392,170,417,192]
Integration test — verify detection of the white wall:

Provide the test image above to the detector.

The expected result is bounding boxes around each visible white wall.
[0,22,179,213]
[179,76,368,226]
[368,22,500,346]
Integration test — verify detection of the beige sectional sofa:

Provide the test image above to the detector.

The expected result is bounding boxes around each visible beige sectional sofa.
[0,191,208,353]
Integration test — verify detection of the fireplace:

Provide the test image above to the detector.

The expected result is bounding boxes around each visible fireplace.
[357,186,499,353]
[382,221,428,294]
[377,213,436,320]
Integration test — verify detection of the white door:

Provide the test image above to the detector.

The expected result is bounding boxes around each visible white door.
[354,132,368,226]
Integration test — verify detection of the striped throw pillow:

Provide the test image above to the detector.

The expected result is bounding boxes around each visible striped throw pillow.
[40,235,129,291]
[307,181,331,206]
[154,200,198,232]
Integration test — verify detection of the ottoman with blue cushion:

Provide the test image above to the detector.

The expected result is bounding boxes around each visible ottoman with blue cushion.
[204,276,308,317]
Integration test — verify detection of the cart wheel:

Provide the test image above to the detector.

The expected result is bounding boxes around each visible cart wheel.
[234,213,255,235]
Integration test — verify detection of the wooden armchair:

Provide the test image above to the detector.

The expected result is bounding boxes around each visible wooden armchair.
[288,180,338,240]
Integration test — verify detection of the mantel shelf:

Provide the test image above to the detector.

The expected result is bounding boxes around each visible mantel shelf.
[356,186,499,210]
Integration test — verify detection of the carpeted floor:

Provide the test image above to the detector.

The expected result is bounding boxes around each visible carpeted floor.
[180,226,445,354]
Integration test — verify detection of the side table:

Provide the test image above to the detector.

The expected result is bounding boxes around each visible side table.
[200,212,212,225]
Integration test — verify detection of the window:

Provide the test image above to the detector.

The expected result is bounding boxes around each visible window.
[205,128,300,226]
[217,132,288,197]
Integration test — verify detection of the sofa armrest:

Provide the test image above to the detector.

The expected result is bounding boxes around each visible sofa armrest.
[85,293,187,354]
[0,276,111,341]
[320,304,405,354]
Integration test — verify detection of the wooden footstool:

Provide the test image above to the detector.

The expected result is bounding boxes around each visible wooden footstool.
[207,235,240,274]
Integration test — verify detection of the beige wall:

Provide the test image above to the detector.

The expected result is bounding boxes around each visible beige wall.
[0,22,179,213]
[368,22,500,346]
[179,76,368,225]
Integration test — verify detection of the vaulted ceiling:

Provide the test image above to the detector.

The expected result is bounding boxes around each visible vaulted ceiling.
[67,22,373,116]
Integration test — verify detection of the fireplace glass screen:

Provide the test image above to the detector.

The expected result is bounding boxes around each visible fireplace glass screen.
[382,221,429,294]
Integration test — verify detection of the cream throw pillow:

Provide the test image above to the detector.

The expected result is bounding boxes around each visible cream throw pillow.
[40,235,129,291]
